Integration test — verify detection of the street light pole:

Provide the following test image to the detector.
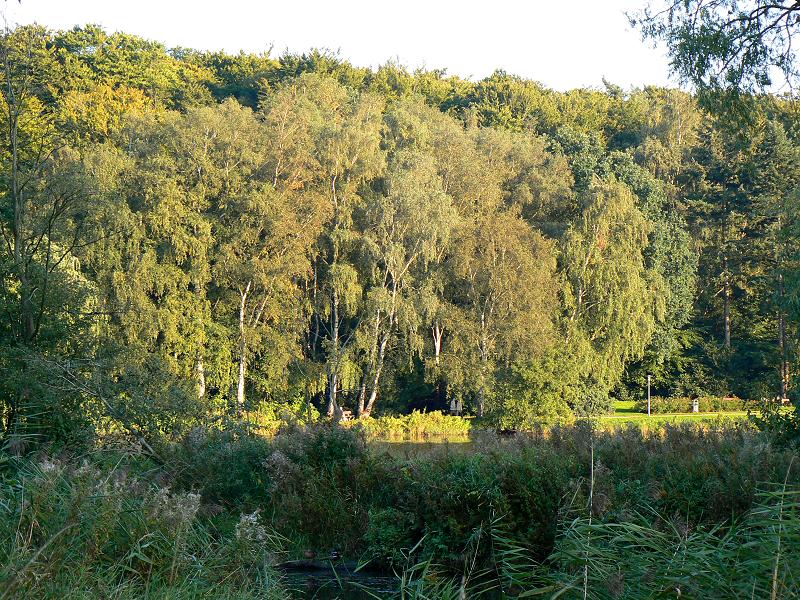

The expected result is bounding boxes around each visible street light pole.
[647,374,651,416]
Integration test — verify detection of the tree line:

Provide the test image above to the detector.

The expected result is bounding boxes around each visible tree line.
[1,24,799,444]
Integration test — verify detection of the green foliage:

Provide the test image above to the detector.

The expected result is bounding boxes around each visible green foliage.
[753,400,800,447]
[631,1,800,117]
[350,410,472,439]
[487,358,574,427]
[168,422,797,572]
[364,506,416,567]
[535,485,800,598]
[3,422,799,597]
[1,21,799,451]
[3,18,800,600]
[562,177,664,397]
[172,428,274,508]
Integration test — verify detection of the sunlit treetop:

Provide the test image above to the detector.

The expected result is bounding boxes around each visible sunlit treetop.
[631,1,800,115]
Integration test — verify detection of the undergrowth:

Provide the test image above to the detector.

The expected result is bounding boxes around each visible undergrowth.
[0,449,288,599]
[2,421,798,598]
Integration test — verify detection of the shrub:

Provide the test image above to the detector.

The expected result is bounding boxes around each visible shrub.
[247,396,320,434]
[364,506,416,567]
[262,423,371,554]
[488,361,575,427]
[171,426,273,508]
[4,422,799,596]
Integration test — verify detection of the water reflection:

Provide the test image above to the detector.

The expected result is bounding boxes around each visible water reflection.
[370,431,515,458]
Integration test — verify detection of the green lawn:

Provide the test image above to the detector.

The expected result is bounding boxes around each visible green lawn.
[596,399,752,427]
[613,400,639,414]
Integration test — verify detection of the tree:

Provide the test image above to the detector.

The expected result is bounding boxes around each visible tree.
[0,26,111,441]
[448,210,559,416]
[609,151,699,397]
[211,100,325,413]
[746,119,800,398]
[631,1,800,113]
[562,178,665,412]
[356,149,456,416]
[51,25,214,109]
[281,75,384,417]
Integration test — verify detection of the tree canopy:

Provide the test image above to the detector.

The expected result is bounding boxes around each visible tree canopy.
[1,23,799,448]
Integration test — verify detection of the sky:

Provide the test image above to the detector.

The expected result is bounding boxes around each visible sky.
[4,0,676,91]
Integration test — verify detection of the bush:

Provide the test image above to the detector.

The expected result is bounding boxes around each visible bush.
[363,506,416,567]
[172,426,273,509]
[14,420,794,596]
[247,396,321,434]
[488,361,575,427]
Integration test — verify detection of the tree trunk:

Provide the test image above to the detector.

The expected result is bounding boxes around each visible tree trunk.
[7,60,36,438]
[237,282,251,416]
[356,376,367,417]
[432,323,443,365]
[358,310,383,417]
[363,279,399,417]
[723,256,731,349]
[196,358,206,399]
[477,313,488,418]
[779,272,789,399]
[326,371,339,417]
[363,332,389,416]
[326,288,340,417]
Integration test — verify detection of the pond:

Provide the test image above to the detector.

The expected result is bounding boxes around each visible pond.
[369,431,523,458]
[281,566,396,599]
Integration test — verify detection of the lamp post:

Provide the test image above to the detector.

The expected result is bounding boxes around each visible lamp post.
[647,374,651,416]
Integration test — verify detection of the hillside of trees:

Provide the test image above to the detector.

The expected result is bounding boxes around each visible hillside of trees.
[2,24,800,445]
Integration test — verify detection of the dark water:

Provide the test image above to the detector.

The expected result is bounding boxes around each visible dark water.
[282,569,396,599]
[282,435,508,598]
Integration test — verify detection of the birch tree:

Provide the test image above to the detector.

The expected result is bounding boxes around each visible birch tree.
[271,75,384,416]
[448,210,559,416]
[356,150,456,416]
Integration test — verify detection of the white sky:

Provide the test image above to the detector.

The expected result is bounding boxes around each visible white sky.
[4,0,676,91]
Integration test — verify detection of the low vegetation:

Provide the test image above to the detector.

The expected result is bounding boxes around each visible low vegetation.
[343,410,473,439]
[4,421,795,598]
[0,449,288,599]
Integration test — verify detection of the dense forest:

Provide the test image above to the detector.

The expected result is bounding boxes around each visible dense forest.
[2,23,800,446]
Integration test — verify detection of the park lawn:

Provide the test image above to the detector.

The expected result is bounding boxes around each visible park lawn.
[613,399,639,414]
[599,399,752,428]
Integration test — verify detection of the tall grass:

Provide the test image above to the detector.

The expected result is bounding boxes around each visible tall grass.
[387,467,800,599]
[3,421,798,599]
[0,451,288,599]
[525,483,800,598]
